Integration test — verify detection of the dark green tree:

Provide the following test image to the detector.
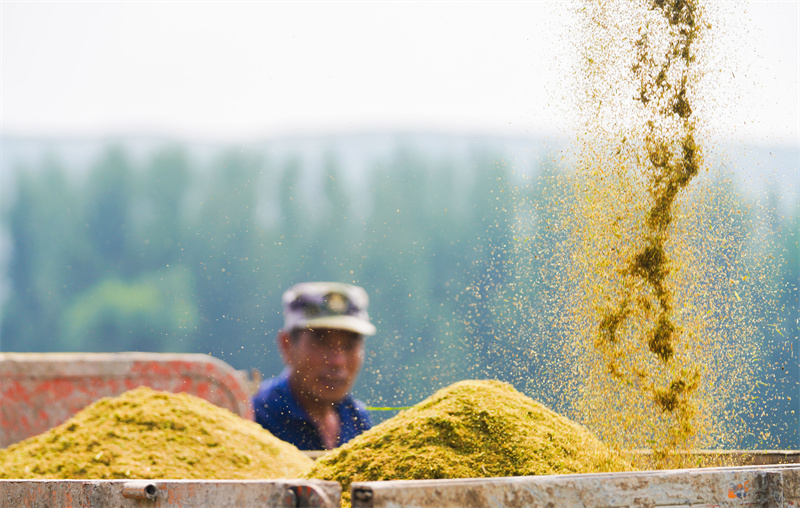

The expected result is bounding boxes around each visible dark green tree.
[83,146,136,278]
[185,149,270,367]
[462,153,515,380]
[2,157,92,352]
[136,145,193,270]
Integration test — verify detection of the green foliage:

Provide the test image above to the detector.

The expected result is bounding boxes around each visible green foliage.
[59,266,198,352]
[84,146,135,274]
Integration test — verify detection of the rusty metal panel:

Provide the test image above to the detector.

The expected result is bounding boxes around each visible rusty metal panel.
[351,465,800,508]
[718,451,800,466]
[0,479,340,508]
[631,450,800,467]
[0,352,254,448]
[768,464,800,505]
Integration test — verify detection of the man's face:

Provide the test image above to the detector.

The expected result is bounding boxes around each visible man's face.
[281,328,365,405]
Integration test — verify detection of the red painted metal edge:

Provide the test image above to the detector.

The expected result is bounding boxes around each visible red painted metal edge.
[0,352,254,449]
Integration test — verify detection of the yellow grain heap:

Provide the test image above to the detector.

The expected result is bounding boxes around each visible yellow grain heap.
[306,379,631,504]
[0,386,314,479]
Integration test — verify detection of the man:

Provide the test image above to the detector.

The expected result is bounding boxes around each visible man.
[252,281,376,450]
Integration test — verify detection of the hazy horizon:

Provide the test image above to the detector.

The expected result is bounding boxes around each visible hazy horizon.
[2,2,798,146]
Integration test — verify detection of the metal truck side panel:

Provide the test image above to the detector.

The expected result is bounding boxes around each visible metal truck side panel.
[351,464,800,508]
[0,479,340,508]
[0,352,254,448]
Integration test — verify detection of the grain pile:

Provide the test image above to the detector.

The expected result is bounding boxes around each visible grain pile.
[306,379,631,505]
[0,386,314,479]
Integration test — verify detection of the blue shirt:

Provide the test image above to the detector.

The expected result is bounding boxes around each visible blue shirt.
[252,369,372,450]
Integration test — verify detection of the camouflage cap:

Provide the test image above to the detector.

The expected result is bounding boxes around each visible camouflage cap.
[282,282,377,336]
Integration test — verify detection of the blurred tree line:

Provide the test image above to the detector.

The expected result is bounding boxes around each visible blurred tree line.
[1,141,797,446]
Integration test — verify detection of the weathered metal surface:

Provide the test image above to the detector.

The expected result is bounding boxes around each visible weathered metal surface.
[705,451,800,466]
[629,451,800,468]
[0,479,340,508]
[351,464,800,508]
[0,352,254,448]
[2,462,799,507]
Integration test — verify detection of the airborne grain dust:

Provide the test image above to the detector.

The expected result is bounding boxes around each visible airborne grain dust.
[480,0,781,469]
[589,0,705,459]
[554,0,775,467]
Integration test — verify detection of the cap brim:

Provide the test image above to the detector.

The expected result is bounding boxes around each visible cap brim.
[302,315,377,336]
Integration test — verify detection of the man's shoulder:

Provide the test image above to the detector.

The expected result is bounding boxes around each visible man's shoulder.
[252,371,307,431]
[251,372,323,450]
[252,372,291,407]
[335,394,372,443]
[340,394,372,426]
[342,394,369,414]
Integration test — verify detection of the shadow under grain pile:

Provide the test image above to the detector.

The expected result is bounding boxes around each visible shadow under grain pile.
[0,386,314,480]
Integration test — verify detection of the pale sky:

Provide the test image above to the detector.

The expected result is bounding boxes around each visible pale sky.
[1,1,798,145]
